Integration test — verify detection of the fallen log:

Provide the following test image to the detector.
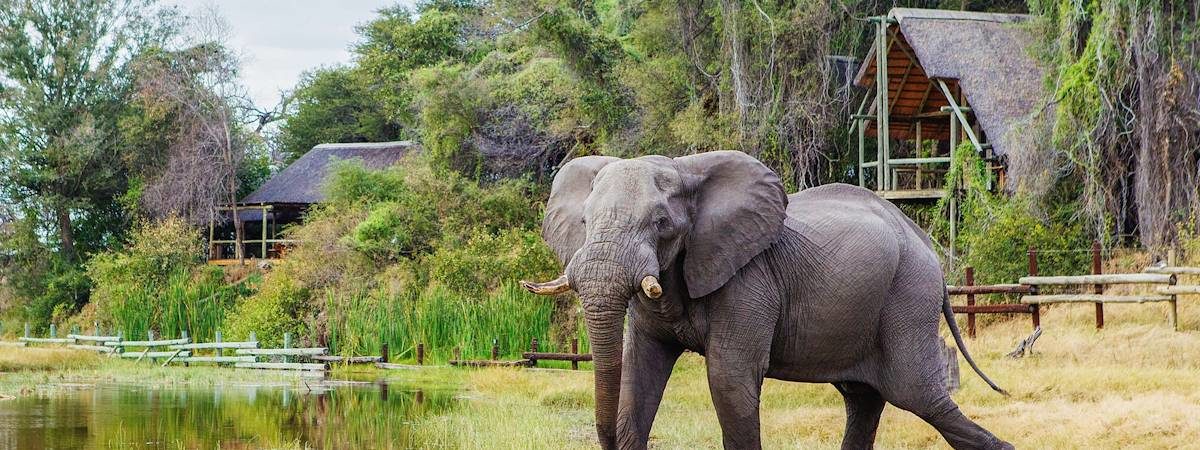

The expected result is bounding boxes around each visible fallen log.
[449,359,534,368]
[522,352,593,362]
[235,362,327,371]
[313,355,382,364]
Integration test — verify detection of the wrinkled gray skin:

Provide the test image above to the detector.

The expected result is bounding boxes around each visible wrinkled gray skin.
[536,151,1012,450]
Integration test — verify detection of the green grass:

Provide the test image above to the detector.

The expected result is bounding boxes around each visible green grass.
[325,281,588,363]
[104,268,249,342]
[393,294,1200,449]
[0,346,308,398]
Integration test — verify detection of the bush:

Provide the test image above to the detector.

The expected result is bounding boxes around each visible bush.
[936,146,1091,288]
[85,217,241,339]
[236,153,581,357]
[222,270,309,347]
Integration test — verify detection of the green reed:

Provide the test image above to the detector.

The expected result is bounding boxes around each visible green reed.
[324,281,588,362]
[105,268,250,341]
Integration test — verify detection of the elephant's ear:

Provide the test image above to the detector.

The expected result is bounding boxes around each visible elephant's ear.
[675,151,787,298]
[542,156,620,267]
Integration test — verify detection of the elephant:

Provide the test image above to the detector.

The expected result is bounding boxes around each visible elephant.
[520,151,1013,450]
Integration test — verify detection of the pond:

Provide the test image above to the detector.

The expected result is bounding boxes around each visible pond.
[0,380,456,449]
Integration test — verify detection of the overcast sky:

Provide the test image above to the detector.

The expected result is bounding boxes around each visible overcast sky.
[165,0,415,108]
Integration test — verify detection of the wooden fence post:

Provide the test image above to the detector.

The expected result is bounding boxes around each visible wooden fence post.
[1168,248,1179,331]
[1092,240,1104,329]
[452,346,461,362]
[416,342,424,365]
[49,324,56,339]
[491,338,499,361]
[24,322,29,339]
[380,341,389,364]
[215,331,223,358]
[283,332,292,363]
[571,338,580,370]
[1028,246,1040,329]
[93,321,99,337]
[529,338,539,367]
[965,266,976,338]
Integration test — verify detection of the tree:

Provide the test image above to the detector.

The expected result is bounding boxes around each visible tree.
[275,67,399,162]
[0,0,178,262]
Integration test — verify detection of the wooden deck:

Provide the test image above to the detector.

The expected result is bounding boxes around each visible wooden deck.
[207,258,282,266]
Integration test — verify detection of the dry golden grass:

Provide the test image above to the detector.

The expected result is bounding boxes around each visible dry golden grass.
[0,346,101,372]
[406,292,1200,449]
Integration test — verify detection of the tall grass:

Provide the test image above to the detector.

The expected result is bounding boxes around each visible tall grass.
[325,281,588,362]
[105,267,250,341]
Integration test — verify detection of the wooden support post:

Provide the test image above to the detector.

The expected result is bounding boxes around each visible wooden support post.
[94,321,99,337]
[208,209,216,260]
[571,338,580,370]
[380,341,389,364]
[529,338,539,367]
[1092,240,1104,329]
[49,324,56,339]
[965,267,976,339]
[875,19,890,190]
[452,346,461,362]
[416,342,424,365]
[491,338,499,361]
[260,205,268,258]
[1028,246,1040,329]
[283,332,292,363]
[857,118,865,187]
[215,331,223,358]
[24,322,29,339]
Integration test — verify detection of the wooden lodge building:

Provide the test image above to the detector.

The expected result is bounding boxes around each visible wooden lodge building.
[208,141,416,264]
[851,8,1046,202]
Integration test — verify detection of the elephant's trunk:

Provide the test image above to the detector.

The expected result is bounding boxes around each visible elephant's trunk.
[567,238,657,449]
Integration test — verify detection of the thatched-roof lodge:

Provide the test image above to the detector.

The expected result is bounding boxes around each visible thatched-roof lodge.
[851,8,1046,201]
[209,141,416,263]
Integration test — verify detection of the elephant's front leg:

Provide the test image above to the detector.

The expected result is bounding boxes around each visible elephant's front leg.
[704,281,779,449]
[616,326,682,450]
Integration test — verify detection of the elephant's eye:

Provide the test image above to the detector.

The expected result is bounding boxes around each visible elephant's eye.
[654,216,670,233]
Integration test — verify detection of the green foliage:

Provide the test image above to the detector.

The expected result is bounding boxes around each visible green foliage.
[223,271,308,347]
[935,145,1090,288]
[0,0,180,264]
[225,154,569,354]
[276,67,402,162]
[410,64,482,174]
[86,217,243,339]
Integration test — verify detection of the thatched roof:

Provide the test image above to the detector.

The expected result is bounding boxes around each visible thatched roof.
[854,8,1046,158]
[240,141,416,205]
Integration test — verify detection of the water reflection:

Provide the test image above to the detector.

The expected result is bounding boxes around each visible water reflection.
[0,380,455,449]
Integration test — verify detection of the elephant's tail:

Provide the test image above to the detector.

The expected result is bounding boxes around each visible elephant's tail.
[942,287,1010,396]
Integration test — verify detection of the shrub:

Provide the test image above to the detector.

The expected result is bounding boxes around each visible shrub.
[936,146,1091,288]
[85,217,240,339]
[223,270,309,347]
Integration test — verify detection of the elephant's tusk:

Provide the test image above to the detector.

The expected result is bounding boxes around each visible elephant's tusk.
[520,275,572,295]
[641,275,662,299]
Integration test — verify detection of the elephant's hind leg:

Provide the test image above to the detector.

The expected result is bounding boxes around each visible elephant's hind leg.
[875,286,1012,449]
[834,382,884,450]
[885,391,1012,450]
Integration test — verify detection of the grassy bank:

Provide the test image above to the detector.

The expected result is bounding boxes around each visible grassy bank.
[3,294,1197,448]
[0,346,308,399]
[396,298,1200,449]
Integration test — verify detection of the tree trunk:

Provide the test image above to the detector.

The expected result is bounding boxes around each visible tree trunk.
[56,206,76,263]
[722,0,748,129]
